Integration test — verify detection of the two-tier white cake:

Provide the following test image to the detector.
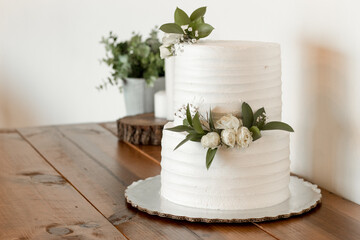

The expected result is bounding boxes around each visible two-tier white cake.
[160,40,291,210]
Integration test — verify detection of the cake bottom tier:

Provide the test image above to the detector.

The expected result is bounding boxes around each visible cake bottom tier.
[160,122,291,210]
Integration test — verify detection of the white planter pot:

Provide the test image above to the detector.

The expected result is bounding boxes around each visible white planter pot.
[123,77,165,116]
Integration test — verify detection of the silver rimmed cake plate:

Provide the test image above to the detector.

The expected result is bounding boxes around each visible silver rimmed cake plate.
[125,175,322,223]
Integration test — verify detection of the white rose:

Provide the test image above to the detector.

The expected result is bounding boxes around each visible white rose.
[236,126,253,148]
[159,45,172,59]
[215,114,241,130]
[162,33,182,47]
[221,129,236,148]
[201,132,220,149]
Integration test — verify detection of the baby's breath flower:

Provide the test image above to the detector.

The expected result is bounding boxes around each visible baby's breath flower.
[174,104,198,119]
[181,25,189,30]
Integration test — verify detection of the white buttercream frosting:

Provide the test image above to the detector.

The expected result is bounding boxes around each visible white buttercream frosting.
[172,40,282,121]
[161,122,290,210]
[160,40,290,210]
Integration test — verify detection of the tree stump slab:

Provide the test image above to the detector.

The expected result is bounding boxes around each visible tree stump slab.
[117,113,168,145]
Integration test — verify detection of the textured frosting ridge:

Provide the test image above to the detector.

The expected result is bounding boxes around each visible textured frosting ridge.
[172,40,282,121]
[161,122,290,210]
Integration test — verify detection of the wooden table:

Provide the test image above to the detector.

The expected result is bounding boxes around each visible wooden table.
[0,122,359,240]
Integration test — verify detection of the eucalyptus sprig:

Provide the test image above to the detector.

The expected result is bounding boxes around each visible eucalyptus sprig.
[158,7,214,58]
[166,104,209,150]
[167,102,294,170]
[241,102,294,141]
[160,7,214,39]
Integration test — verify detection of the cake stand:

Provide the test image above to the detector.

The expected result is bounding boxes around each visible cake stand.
[125,175,321,223]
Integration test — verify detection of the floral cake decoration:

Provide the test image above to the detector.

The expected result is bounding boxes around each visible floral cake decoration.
[167,102,294,169]
[159,6,214,58]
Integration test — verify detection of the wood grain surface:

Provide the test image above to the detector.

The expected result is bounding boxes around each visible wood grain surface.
[0,132,125,240]
[0,122,357,239]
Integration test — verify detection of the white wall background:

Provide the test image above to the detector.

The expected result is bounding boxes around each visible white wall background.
[1,0,359,204]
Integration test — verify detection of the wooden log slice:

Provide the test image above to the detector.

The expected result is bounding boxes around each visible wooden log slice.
[117,113,168,145]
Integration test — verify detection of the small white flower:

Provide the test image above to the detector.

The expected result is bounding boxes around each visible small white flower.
[191,39,197,43]
[188,27,193,32]
[159,45,172,59]
[221,129,236,148]
[236,127,253,148]
[162,34,182,47]
[195,30,199,37]
[201,132,220,149]
[215,114,242,130]
[174,104,198,119]
[181,25,189,30]
[174,43,185,54]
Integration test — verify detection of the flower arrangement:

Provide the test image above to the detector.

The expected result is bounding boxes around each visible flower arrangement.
[98,28,164,90]
[167,102,294,169]
[159,7,214,58]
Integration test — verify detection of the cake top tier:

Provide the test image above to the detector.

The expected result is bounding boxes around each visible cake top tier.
[172,40,282,122]
[179,40,280,60]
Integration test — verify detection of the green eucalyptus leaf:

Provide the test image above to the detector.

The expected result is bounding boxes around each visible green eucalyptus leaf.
[187,132,203,142]
[183,118,190,126]
[196,23,214,38]
[174,7,190,26]
[250,126,262,141]
[190,6,207,21]
[186,104,193,127]
[242,102,254,128]
[209,108,215,130]
[173,132,203,151]
[174,136,191,150]
[187,129,199,135]
[192,16,204,25]
[166,125,193,133]
[192,112,205,134]
[206,148,218,170]
[134,44,150,58]
[118,55,128,64]
[160,23,184,34]
[262,121,294,132]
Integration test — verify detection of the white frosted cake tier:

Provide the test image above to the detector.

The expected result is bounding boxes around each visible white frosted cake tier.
[172,40,282,121]
[160,122,291,210]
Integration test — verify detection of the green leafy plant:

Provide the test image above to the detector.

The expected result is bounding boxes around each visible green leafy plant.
[158,7,214,58]
[98,28,164,91]
[167,102,294,170]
